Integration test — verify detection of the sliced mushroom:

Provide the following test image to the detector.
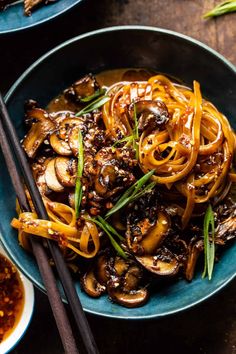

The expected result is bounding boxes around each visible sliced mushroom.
[123,265,143,292]
[129,100,169,133]
[185,240,203,281]
[139,211,170,254]
[64,74,100,103]
[55,157,77,187]
[136,248,179,276]
[45,158,65,192]
[94,163,117,197]
[49,134,72,156]
[107,286,148,308]
[95,252,111,285]
[107,256,148,308]
[81,268,106,298]
[68,125,79,156]
[32,158,51,195]
[215,214,236,245]
[23,108,55,158]
[49,117,83,156]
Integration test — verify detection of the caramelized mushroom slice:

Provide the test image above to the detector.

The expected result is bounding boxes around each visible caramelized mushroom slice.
[107,256,148,308]
[95,252,111,285]
[94,163,117,197]
[81,268,106,298]
[32,158,51,195]
[107,286,148,308]
[23,108,55,158]
[45,158,65,192]
[136,248,179,276]
[68,125,79,156]
[49,134,72,156]
[130,100,169,132]
[139,211,170,254]
[49,117,83,156]
[123,265,143,292]
[185,240,203,281]
[55,157,77,187]
[64,74,100,102]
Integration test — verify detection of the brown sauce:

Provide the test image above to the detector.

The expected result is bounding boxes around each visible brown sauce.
[47,68,155,113]
[0,254,24,343]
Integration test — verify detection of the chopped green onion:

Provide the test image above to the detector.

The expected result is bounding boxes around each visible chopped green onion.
[112,103,139,158]
[76,95,110,116]
[84,216,127,259]
[112,135,133,147]
[75,129,84,218]
[80,88,106,102]
[204,0,236,18]
[97,216,125,241]
[202,204,215,280]
[130,181,156,202]
[105,169,156,218]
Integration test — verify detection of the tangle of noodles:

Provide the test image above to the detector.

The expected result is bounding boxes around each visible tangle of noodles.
[12,197,100,259]
[103,74,236,227]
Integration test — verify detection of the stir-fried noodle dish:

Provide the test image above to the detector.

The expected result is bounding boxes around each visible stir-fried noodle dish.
[11,69,236,307]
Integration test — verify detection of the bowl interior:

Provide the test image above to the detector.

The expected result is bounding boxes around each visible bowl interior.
[0,26,235,319]
[0,245,34,353]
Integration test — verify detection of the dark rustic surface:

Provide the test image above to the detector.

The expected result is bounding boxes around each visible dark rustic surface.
[0,1,235,353]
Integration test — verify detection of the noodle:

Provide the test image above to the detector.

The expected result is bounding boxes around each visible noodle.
[103,74,236,226]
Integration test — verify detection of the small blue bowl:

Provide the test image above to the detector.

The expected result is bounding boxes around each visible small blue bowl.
[0,0,82,34]
[0,26,235,320]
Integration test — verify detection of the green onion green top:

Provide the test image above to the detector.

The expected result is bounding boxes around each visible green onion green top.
[204,0,236,18]
[202,204,215,280]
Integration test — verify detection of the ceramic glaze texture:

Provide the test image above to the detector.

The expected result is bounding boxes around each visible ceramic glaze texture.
[0,26,235,319]
[0,0,82,33]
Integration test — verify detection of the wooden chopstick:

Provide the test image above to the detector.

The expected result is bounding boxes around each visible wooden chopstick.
[0,118,79,354]
[0,93,99,354]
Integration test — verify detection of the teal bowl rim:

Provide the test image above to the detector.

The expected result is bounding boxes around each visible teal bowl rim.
[0,0,83,35]
[2,25,236,320]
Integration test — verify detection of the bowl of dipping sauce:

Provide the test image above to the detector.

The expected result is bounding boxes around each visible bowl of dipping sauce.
[0,244,34,354]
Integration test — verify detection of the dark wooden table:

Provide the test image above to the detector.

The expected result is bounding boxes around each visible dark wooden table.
[0,1,235,353]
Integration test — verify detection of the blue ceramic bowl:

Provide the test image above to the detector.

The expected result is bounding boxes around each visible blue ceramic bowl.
[0,26,236,319]
[0,0,82,34]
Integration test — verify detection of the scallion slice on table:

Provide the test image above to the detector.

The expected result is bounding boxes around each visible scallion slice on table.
[204,0,236,18]
[75,129,84,218]
[202,204,215,280]
[105,169,156,218]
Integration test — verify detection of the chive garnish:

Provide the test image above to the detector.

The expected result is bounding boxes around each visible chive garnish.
[204,0,236,18]
[112,135,133,147]
[75,129,84,218]
[76,95,110,116]
[80,88,106,102]
[105,169,156,218]
[202,204,215,280]
[84,216,127,259]
[112,103,139,158]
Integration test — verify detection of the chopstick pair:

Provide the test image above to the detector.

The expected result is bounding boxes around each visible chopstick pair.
[0,93,99,354]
